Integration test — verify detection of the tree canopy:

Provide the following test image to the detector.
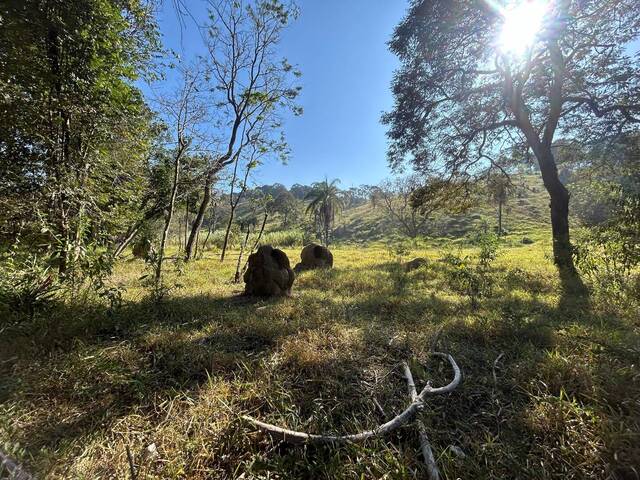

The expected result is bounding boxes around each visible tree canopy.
[383,0,640,275]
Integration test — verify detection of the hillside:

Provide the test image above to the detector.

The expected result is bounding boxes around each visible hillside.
[332,174,551,244]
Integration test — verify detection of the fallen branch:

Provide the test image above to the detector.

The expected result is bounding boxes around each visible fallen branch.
[0,449,34,480]
[243,352,461,445]
[403,361,440,480]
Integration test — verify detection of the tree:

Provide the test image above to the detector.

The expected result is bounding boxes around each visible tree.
[183,0,301,261]
[219,148,256,263]
[0,0,159,278]
[383,0,640,282]
[486,172,514,236]
[271,190,299,227]
[377,175,428,238]
[304,178,344,245]
[153,68,205,284]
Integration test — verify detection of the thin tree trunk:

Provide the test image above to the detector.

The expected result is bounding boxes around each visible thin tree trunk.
[220,211,235,262]
[185,172,215,261]
[183,200,189,252]
[200,202,217,256]
[156,146,183,284]
[498,200,503,236]
[240,212,268,279]
[113,204,164,257]
[220,156,250,262]
[234,223,252,283]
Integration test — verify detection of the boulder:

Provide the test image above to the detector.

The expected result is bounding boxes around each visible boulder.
[294,243,333,273]
[402,257,428,272]
[244,245,295,297]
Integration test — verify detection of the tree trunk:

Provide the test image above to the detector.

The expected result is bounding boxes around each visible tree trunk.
[220,209,235,262]
[497,200,503,236]
[113,203,164,258]
[200,202,217,256]
[241,212,268,277]
[234,224,252,283]
[156,146,183,284]
[183,200,189,251]
[536,148,583,291]
[185,173,214,261]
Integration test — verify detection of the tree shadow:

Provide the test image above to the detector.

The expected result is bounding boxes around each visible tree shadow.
[0,291,301,465]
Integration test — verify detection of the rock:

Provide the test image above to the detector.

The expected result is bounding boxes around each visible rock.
[142,442,159,460]
[293,243,333,273]
[447,445,467,459]
[402,257,428,271]
[244,245,295,297]
[521,237,535,244]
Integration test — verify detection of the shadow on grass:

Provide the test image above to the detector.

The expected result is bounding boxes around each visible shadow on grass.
[0,291,301,461]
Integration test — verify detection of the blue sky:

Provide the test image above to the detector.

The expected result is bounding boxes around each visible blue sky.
[149,0,407,189]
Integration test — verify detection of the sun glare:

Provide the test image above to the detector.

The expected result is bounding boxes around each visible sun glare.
[498,0,549,57]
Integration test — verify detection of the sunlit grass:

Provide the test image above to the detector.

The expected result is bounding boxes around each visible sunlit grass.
[0,237,638,478]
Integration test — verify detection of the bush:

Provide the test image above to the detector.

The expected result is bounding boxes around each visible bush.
[440,232,500,309]
[0,252,58,317]
[261,229,304,248]
[574,191,640,301]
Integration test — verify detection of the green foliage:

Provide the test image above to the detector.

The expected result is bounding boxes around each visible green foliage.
[440,231,500,309]
[0,0,160,279]
[304,178,345,245]
[574,191,640,301]
[0,249,58,318]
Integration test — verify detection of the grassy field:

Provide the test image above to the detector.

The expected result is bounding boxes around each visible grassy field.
[333,174,552,243]
[1,237,639,479]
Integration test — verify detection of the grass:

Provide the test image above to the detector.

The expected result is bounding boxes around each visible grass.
[1,236,639,479]
[333,173,552,244]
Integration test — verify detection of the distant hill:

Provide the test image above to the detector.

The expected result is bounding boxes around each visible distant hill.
[229,173,555,245]
[332,174,551,243]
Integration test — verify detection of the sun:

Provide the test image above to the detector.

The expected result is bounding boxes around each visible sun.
[498,0,549,57]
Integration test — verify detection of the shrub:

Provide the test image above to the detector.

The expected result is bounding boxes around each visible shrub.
[574,191,640,301]
[261,229,304,248]
[0,252,58,317]
[440,232,500,309]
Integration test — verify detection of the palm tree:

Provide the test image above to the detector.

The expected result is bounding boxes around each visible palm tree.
[304,178,344,245]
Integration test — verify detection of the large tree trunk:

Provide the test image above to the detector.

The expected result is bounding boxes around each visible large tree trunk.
[185,173,214,261]
[536,148,584,292]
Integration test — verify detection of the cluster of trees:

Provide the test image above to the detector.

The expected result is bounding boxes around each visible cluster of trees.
[0,0,302,289]
[1,0,639,300]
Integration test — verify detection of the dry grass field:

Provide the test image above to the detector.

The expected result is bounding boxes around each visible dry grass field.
[1,239,639,479]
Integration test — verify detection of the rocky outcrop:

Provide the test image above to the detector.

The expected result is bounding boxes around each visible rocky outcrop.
[244,245,295,297]
[293,243,333,273]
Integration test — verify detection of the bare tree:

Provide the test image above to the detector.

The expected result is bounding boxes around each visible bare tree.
[219,152,253,262]
[377,175,428,238]
[183,0,301,261]
[153,68,205,284]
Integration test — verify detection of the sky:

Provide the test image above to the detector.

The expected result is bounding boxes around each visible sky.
[148,0,408,189]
